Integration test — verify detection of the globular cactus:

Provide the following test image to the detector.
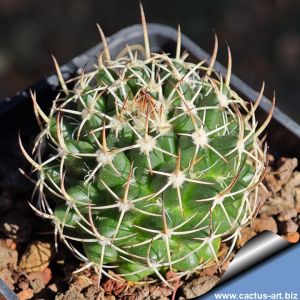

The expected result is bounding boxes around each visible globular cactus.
[20,6,274,286]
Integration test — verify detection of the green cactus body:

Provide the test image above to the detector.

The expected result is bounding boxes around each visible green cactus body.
[22,7,271,286]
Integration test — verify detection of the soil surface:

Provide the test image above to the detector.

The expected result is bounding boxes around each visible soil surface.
[0,155,299,300]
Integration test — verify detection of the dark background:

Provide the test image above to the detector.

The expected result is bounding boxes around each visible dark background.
[1,0,300,122]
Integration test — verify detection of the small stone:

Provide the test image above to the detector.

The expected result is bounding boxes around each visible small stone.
[103,278,126,295]
[17,288,34,300]
[259,196,296,220]
[71,275,91,292]
[18,280,29,291]
[48,283,58,293]
[0,245,18,268]
[252,216,278,233]
[89,273,99,285]
[41,267,52,285]
[5,238,17,250]
[279,220,299,234]
[277,158,298,186]
[284,232,300,243]
[264,173,282,193]
[19,241,53,273]
[277,209,297,222]
[295,187,300,212]
[182,275,219,299]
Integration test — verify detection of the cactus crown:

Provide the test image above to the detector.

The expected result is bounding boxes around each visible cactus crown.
[21,6,273,287]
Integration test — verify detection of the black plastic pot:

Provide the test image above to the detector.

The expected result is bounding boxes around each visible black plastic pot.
[0,24,297,299]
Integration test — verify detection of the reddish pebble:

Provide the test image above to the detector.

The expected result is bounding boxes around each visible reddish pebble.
[284,232,300,243]
[5,239,17,250]
[41,268,52,285]
[252,217,278,233]
[17,288,34,300]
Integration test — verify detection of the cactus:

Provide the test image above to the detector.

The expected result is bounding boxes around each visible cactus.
[20,6,274,286]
